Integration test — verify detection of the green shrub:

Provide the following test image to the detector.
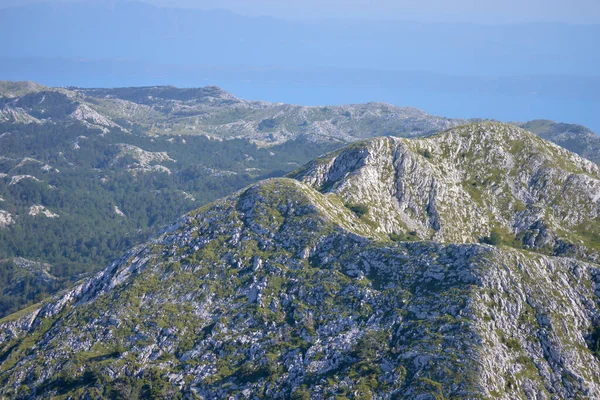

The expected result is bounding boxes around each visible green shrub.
[389,231,418,242]
[258,118,277,131]
[352,330,388,361]
[588,325,600,358]
[347,203,369,217]
[389,233,403,242]
[480,229,503,246]
[291,386,311,400]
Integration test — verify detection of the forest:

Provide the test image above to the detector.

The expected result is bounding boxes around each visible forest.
[0,119,341,317]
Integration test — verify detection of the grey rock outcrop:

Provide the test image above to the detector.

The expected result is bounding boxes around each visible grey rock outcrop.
[292,122,600,261]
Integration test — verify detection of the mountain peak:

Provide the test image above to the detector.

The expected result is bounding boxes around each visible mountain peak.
[0,81,48,98]
[292,122,600,260]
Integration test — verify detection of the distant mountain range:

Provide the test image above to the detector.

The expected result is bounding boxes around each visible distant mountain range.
[0,80,598,319]
[2,81,598,151]
[1,1,599,130]
[1,122,599,398]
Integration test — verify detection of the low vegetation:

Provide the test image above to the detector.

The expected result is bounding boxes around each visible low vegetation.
[0,118,340,317]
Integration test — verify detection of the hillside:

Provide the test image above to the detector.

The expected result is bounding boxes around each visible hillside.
[291,122,600,261]
[0,122,599,399]
[518,120,600,165]
[0,81,598,319]
[3,81,598,151]
[76,85,469,145]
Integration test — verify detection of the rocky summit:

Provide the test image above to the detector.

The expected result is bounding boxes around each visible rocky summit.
[0,122,599,399]
[291,122,600,262]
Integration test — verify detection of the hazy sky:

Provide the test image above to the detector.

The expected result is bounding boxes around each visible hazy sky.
[150,0,600,23]
[2,0,600,23]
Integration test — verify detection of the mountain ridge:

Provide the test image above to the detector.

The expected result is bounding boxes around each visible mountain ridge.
[292,122,600,260]
[1,80,598,151]
[0,80,599,321]
[1,122,599,398]
[0,80,469,144]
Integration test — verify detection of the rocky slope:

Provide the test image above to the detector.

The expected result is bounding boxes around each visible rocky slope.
[75,86,470,145]
[0,80,599,325]
[0,81,468,145]
[3,81,599,157]
[518,120,600,165]
[0,122,599,399]
[291,122,600,262]
[0,84,344,317]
